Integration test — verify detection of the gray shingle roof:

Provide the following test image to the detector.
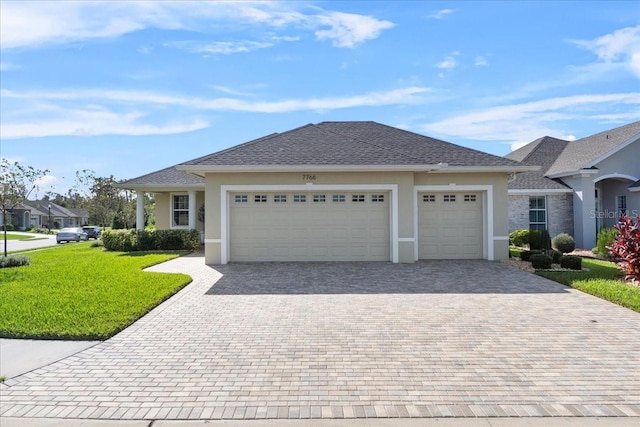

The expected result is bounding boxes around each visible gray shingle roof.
[630,179,640,189]
[120,166,204,187]
[546,121,640,176]
[182,121,522,168]
[505,136,572,190]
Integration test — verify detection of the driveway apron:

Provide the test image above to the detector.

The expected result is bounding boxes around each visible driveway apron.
[2,256,640,420]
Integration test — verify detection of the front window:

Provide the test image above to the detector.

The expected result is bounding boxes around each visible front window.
[172,195,189,227]
[529,196,546,231]
[617,195,628,216]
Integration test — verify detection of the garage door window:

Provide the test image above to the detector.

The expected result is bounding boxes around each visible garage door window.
[371,194,385,202]
[254,195,267,203]
[443,194,456,202]
[332,194,346,202]
[235,194,248,203]
[464,194,477,202]
[313,194,326,202]
[293,194,306,203]
[172,195,189,226]
[423,195,436,202]
[352,194,365,202]
[274,195,287,203]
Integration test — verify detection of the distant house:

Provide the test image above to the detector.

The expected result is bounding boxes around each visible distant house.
[3,201,89,230]
[120,121,534,264]
[506,121,640,249]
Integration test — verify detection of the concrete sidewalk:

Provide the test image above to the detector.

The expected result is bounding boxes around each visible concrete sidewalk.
[0,339,98,379]
[1,417,640,427]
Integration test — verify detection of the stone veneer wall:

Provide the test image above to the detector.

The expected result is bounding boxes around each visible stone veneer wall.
[508,194,574,239]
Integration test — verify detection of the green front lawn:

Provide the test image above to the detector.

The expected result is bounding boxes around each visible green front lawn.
[510,249,640,313]
[0,243,191,340]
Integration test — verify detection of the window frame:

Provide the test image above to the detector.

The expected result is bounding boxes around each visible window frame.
[528,195,547,231]
[171,193,190,229]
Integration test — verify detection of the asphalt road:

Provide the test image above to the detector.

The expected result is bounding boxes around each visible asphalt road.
[1,231,58,253]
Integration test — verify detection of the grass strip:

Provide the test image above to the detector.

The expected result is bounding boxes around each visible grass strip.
[0,243,191,340]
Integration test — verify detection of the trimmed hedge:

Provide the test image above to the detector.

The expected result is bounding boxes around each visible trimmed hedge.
[547,249,563,264]
[520,250,542,262]
[0,255,30,268]
[102,229,200,252]
[552,233,575,254]
[509,229,530,247]
[560,255,583,270]
[530,253,553,269]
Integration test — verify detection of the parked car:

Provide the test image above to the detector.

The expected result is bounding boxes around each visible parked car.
[56,227,88,244]
[82,226,102,239]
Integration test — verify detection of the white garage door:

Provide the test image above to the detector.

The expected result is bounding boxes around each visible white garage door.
[229,192,390,262]
[418,192,483,259]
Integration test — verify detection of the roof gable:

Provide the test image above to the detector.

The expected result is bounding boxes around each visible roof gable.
[120,165,204,187]
[546,121,640,177]
[506,136,572,190]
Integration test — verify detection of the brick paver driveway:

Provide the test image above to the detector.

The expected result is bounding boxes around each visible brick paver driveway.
[2,256,640,420]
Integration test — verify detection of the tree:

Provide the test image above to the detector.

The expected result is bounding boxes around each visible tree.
[0,160,49,256]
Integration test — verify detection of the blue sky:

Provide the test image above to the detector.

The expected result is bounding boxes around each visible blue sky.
[1,1,639,196]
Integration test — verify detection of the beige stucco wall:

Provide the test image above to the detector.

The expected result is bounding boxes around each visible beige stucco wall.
[201,170,510,264]
[153,191,205,232]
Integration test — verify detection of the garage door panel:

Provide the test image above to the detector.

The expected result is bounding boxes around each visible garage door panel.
[230,191,390,262]
[419,192,483,260]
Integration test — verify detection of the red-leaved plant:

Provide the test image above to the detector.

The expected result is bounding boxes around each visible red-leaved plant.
[608,215,640,281]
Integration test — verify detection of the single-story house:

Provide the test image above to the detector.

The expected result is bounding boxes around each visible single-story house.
[121,121,535,264]
[506,120,640,249]
[1,201,89,230]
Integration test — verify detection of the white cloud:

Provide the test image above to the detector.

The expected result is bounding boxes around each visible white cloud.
[0,1,394,50]
[35,175,58,188]
[427,9,454,20]
[1,86,431,139]
[474,56,488,67]
[165,40,274,55]
[572,25,640,78]
[436,52,459,70]
[314,10,395,48]
[420,92,640,148]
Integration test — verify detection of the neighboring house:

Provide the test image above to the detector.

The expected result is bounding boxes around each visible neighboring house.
[121,121,534,264]
[506,121,640,249]
[4,201,89,230]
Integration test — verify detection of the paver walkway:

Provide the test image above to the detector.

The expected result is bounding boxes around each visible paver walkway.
[2,256,640,421]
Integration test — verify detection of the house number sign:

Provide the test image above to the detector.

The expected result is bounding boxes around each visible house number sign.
[302,174,317,181]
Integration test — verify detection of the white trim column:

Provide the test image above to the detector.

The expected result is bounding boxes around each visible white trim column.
[136,191,144,231]
[188,190,197,230]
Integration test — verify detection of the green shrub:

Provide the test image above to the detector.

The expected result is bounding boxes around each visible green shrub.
[530,253,553,269]
[560,255,583,270]
[102,229,200,252]
[546,249,562,264]
[509,229,530,247]
[90,240,104,248]
[520,250,542,262]
[0,255,30,268]
[541,229,551,250]
[596,227,618,258]
[529,230,542,250]
[1,224,15,231]
[552,233,576,254]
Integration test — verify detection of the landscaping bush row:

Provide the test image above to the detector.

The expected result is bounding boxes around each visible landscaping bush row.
[510,229,576,254]
[520,249,582,270]
[102,229,200,252]
[0,255,30,268]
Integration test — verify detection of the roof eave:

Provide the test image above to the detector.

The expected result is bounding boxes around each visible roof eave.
[116,183,205,191]
[584,132,640,169]
[176,164,537,175]
[176,164,446,175]
[547,168,600,179]
[508,189,573,195]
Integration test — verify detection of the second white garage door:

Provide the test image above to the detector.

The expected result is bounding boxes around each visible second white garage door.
[418,192,483,259]
[229,192,390,262]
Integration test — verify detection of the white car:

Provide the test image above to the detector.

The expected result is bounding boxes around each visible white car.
[56,227,89,244]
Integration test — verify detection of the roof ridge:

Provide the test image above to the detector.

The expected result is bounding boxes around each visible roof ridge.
[520,136,569,164]
[316,122,428,164]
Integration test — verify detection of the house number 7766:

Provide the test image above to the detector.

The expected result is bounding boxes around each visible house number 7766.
[302,174,317,181]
